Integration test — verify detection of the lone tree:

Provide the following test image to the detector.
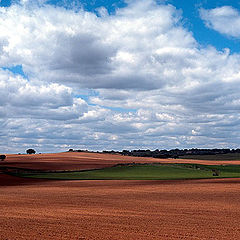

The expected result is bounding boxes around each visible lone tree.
[0,155,6,161]
[26,149,36,154]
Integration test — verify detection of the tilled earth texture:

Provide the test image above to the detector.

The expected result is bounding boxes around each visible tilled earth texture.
[1,152,240,239]
[1,174,240,239]
[2,152,240,171]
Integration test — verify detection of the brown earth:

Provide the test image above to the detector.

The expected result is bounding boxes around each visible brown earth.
[1,173,240,239]
[1,152,240,172]
[1,152,240,239]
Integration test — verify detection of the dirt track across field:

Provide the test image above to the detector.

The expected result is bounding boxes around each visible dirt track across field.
[1,173,240,239]
[1,152,240,172]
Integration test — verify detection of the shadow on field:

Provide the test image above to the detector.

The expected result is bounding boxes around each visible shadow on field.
[0,173,52,186]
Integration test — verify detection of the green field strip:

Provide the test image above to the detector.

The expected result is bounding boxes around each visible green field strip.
[12,163,240,180]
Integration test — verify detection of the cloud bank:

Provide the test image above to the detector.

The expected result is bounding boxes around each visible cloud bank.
[1,0,240,153]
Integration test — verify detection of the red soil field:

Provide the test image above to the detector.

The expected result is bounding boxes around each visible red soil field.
[1,174,240,239]
[1,152,240,239]
[1,151,240,172]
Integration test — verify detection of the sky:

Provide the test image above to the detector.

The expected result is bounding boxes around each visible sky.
[1,0,240,153]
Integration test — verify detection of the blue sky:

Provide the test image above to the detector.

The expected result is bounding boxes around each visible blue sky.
[170,0,240,52]
[1,0,240,153]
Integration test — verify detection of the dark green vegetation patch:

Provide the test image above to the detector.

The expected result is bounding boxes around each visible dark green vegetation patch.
[13,163,240,180]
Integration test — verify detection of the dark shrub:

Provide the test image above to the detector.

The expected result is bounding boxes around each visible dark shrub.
[26,149,36,154]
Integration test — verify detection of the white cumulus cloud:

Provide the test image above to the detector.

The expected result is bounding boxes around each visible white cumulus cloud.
[200,6,240,38]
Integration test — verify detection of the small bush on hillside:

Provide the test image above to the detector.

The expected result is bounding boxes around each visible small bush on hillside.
[0,155,6,161]
[26,149,36,154]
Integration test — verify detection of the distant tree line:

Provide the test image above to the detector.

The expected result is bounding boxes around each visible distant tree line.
[69,148,240,159]
[103,148,240,158]
[68,149,88,152]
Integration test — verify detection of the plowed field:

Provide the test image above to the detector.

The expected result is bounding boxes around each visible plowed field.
[1,152,240,239]
[1,152,240,171]
[1,173,240,239]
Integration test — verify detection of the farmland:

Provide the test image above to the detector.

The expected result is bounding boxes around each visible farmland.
[3,151,240,172]
[15,163,240,180]
[1,152,240,239]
